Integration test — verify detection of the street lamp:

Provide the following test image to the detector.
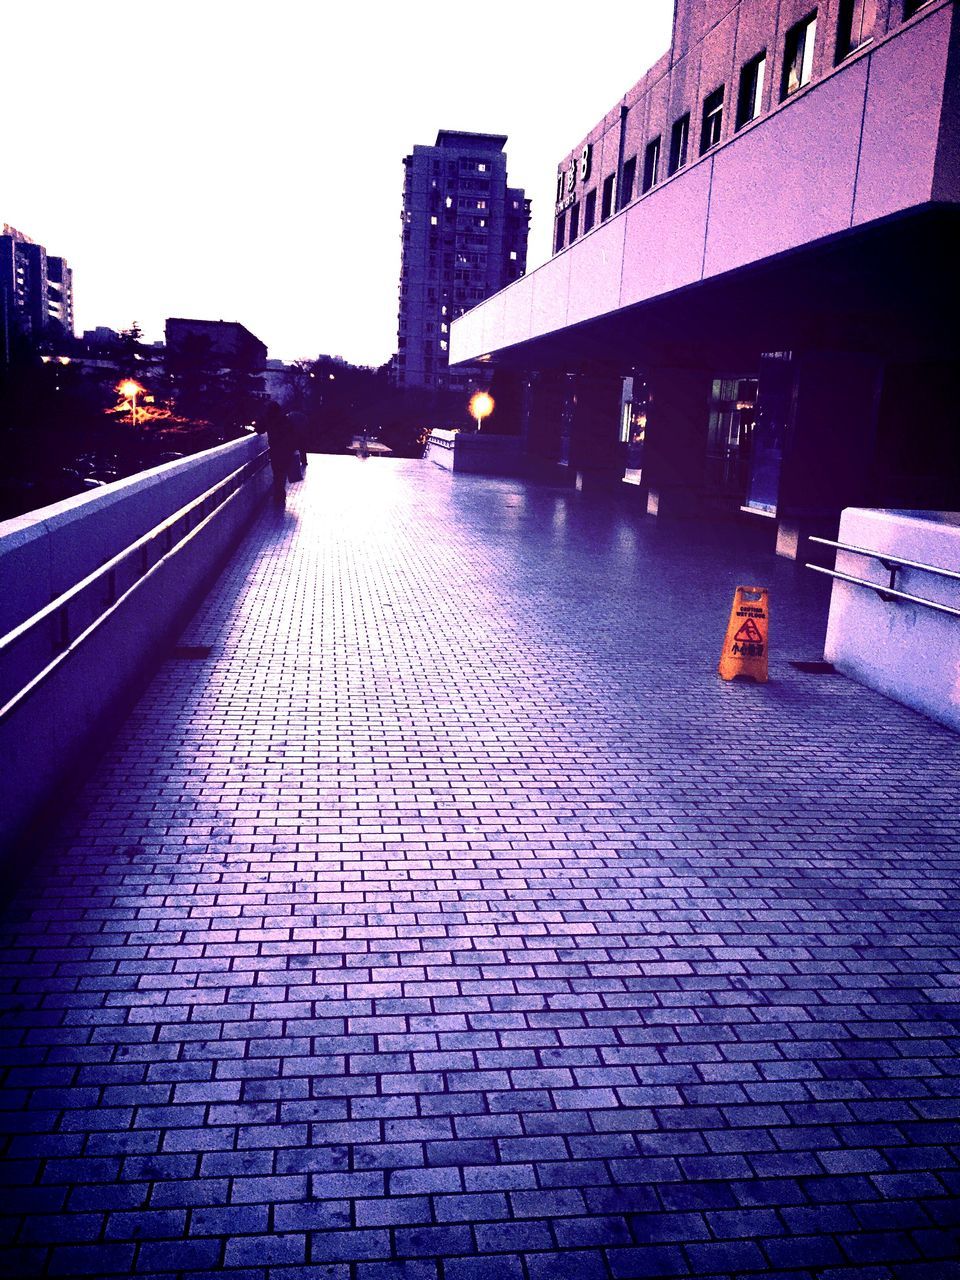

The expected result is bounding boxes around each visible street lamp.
[118,378,145,429]
[469,390,494,432]
[41,355,71,391]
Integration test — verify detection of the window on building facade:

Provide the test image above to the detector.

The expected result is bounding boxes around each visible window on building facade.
[642,137,660,192]
[700,87,724,153]
[668,115,689,175]
[706,378,759,499]
[736,52,766,128]
[836,0,876,59]
[584,189,597,232]
[601,174,615,221]
[619,155,636,208]
[904,0,933,16]
[781,12,817,98]
[569,201,580,242]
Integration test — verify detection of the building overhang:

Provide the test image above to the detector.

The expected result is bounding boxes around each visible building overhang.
[452,203,960,373]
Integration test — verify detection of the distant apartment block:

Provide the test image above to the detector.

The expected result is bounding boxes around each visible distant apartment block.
[0,225,74,350]
[45,255,73,336]
[396,130,529,393]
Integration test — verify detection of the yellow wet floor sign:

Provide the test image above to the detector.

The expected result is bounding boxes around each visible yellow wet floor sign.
[718,586,769,682]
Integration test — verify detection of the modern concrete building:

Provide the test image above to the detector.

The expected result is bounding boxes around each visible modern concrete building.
[450,0,960,556]
[396,130,529,394]
[0,225,75,351]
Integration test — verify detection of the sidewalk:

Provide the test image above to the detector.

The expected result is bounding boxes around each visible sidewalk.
[2,457,959,1280]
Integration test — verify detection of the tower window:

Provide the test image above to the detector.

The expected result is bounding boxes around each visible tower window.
[736,52,766,128]
[601,174,615,221]
[583,188,597,233]
[619,155,636,208]
[668,115,689,175]
[836,0,876,60]
[700,87,724,154]
[642,137,660,192]
[781,12,817,99]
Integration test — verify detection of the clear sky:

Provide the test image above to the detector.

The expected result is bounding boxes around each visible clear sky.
[4,1,673,367]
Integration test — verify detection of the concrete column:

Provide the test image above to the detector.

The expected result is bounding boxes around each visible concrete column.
[486,366,523,437]
[870,360,960,510]
[568,370,624,490]
[774,350,882,559]
[523,371,567,467]
[643,367,714,518]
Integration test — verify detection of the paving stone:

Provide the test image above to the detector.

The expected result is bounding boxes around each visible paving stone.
[2,459,959,1279]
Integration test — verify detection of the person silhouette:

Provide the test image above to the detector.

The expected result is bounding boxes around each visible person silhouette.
[256,401,295,505]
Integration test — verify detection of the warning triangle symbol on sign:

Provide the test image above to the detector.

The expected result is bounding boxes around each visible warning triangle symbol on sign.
[733,618,764,644]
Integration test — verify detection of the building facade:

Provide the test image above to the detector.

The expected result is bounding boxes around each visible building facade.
[45,255,73,337]
[0,225,74,352]
[396,131,529,394]
[165,318,267,372]
[450,0,959,556]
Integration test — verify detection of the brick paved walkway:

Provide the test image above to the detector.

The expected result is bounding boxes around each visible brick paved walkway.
[2,457,960,1280]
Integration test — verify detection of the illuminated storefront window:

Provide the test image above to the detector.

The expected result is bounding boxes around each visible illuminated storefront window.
[706,377,758,499]
[620,375,650,485]
[705,356,793,514]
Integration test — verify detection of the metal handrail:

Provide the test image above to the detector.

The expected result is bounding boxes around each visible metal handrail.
[805,563,960,618]
[0,448,268,722]
[806,533,960,618]
[807,535,960,582]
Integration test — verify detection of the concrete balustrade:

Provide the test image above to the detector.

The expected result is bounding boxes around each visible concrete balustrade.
[425,429,525,477]
[0,434,270,856]
[822,508,960,732]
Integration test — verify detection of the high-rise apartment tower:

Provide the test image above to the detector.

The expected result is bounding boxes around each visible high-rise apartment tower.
[0,225,74,351]
[396,131,529,393]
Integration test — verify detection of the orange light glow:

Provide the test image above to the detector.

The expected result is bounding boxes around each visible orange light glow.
[118,379,145,399]
[469,391,494,422]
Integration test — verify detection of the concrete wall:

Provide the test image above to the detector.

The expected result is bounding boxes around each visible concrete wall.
[0,435,270,857]
[823,507,960,732]
[424,430,457,470]
[0,434,267,636]
[451,0,955,365]
[425,430,526,477]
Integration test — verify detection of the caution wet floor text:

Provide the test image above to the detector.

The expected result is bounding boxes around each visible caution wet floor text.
[718,586,769,682]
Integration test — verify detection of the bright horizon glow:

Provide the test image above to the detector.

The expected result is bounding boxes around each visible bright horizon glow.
[4,1,673,366]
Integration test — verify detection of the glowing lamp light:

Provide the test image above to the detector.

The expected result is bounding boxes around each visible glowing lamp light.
[117,378,146,428]
[469,391,494,432]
